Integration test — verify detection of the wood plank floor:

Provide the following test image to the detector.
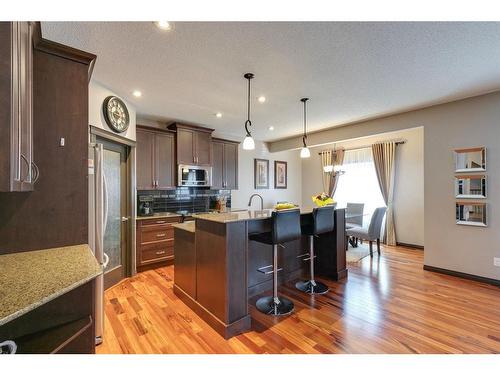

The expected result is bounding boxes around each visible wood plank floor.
[97,245,500,354]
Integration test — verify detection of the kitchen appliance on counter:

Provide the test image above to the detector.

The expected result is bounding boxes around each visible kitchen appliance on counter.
[138,195,154,216]
[178,164,212,187]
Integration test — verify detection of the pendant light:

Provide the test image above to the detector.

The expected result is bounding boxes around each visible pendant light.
[300,97,311,158]
[242,73,256,150]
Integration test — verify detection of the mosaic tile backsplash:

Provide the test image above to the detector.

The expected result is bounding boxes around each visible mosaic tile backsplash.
[137,187,231,216]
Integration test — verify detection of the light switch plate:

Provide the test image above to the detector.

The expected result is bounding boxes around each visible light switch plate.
[494,257,500,267]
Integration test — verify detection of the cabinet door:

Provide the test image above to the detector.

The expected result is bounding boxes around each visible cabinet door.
[136,129,155,190]
[224,142,238,189]
[155,133,175,189]
[176,128,195,165]
[211,141,224,189]
[195,131,212,165]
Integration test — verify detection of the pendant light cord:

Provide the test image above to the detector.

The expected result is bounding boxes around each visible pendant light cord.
[301,98,309,147]
[244,73,253,136]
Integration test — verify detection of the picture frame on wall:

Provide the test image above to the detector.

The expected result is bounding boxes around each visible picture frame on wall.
[274,161,287,189]
[254,158,269,189]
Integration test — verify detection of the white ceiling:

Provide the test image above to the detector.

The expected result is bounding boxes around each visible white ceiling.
[42,22,500,142]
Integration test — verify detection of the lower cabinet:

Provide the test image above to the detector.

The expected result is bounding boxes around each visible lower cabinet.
[0,280,95,354]
[136,216,182,270]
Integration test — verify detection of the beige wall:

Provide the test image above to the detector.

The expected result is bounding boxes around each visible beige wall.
[231,141,302,210]
[270,91,500,281]
[89,80,137,141]
[301,127,424,246]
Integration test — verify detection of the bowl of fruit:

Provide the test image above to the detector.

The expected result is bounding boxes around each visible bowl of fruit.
[311,193,335,207]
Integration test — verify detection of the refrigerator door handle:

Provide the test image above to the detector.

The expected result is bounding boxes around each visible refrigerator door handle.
[103,252,110,269]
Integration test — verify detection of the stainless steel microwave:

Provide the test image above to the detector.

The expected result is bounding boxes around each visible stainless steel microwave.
[178,164,212,187]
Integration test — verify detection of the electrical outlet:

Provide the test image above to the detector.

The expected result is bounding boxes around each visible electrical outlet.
[494,257,500,267]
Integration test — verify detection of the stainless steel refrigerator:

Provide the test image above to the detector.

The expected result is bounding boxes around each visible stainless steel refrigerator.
[88,142,109,345]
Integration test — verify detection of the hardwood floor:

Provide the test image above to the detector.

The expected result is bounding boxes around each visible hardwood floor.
[97,245,500,354]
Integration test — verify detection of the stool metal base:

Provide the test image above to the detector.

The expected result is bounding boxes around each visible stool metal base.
[256,296,294,316]
[295,280,329,295]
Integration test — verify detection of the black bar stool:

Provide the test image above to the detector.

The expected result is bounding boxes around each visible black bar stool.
[295,205,335,294]
[249,209,301,316]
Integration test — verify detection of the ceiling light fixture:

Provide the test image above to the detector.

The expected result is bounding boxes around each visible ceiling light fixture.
[300,98,311,158]
[242,73,255,150]
[215,112,223,118]
[258,96,266,103]
[155,21,172,31]
[132,90,142,98]
[268,126,274,131]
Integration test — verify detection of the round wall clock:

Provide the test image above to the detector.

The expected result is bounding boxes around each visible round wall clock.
[102,96,130,133]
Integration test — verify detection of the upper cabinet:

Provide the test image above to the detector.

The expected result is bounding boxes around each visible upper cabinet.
[211,138,239,190]
[136,126,176,190]
[169,123,213,166]
[0,22,37,192]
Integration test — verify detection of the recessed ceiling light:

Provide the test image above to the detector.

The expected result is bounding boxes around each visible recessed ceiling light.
[258,96,266,103]
[155,21,172,31]
[215,112,223,118]
[132,90,142,98]
[268,126,274,131]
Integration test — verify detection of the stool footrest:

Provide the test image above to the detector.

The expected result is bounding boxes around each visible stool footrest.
[257,265,283,275]
[302,255,317,262]
[296,253,309,259]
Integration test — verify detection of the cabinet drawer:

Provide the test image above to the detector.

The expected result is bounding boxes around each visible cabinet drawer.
[140,226,174,243]
[140,217,179,226]
[140,242,174,263]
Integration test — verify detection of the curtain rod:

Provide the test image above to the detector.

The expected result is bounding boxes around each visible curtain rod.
[318,139,406,154]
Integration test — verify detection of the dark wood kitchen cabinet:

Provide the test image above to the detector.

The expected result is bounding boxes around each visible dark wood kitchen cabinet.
[136,126,176,190]
[136,216,182,271]
[0,280,96,354]
[0,21,37,192]
[212,138,239,189]
[169,123,214,166]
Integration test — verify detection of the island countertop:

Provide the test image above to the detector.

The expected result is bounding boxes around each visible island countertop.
[172,221,196,233]
[192,207,317,223]
[0,244,102,326]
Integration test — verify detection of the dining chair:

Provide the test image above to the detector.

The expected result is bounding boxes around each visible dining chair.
[346,203,364,229]
[346,207,387,256]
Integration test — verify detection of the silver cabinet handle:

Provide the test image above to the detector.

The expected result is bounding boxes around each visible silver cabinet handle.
[0,340,17,354]
[156,233,166,238]
[103,253,110,269]
[155,250,166,255]
[156,220,166,224]
[31,161,39,184]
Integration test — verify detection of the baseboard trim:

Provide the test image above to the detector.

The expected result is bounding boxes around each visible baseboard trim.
[397,242,424,249]
[423,265,500,287]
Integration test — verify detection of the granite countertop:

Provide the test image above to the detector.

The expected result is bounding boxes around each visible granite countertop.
[192,207,317,224]
[0,244,102,326]
[136,212,183,220]
[172,221,196,233]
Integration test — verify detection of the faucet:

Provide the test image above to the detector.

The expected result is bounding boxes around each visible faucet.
[248,193,264,211]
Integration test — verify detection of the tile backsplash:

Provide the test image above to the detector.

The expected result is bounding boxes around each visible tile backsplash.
[137,187,231,215]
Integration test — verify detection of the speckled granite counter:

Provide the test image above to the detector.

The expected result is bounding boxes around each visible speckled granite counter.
[136,212,182,220]
[192,207,316,223]
[172,221,196,233]
[0,244,102,326]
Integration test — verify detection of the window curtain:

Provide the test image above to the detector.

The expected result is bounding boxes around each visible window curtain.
[371,142,397,245]
[320,149,345,196]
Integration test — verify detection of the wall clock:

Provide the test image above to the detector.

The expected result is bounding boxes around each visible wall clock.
[102,96,130,133]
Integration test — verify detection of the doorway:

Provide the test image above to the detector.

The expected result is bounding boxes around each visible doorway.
[99,138,130,289]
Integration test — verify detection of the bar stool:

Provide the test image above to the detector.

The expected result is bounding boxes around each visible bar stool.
[295,205,335,294]
[249,209,301,316]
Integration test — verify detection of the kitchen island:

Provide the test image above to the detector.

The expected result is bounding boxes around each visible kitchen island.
[173,208,346,339]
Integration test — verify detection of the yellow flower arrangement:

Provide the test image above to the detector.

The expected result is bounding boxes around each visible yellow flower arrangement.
[311,192,335,207]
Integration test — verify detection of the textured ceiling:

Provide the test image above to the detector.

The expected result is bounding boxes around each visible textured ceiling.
[42,22,500,141]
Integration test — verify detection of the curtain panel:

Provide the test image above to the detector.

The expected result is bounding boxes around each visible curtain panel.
[371,142,397,245]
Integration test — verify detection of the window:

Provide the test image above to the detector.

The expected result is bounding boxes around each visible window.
[334,148,386,218]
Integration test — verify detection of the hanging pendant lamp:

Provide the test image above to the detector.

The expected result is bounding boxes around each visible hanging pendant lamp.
[300,98,311,158]
[242,73,256,150]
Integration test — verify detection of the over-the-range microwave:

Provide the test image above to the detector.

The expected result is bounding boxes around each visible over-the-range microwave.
[178,164,212,187]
